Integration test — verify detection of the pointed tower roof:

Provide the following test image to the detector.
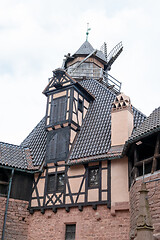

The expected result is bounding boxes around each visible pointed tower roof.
[74,41,94,55]
[73,41,107,63]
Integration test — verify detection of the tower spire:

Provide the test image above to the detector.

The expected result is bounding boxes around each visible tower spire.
[86,23,91,41]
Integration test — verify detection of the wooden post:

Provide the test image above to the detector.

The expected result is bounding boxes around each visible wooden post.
[151,134,160,173]
[134,147,138,180]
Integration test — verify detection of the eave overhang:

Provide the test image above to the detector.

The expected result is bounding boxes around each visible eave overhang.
[122,126,160,157]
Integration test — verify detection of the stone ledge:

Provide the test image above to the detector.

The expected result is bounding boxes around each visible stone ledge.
[111,201,129,216]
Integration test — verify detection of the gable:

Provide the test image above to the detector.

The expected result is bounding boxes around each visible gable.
[43,69,76,95]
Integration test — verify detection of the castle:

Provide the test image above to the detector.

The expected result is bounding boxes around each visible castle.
[0,40,160,240]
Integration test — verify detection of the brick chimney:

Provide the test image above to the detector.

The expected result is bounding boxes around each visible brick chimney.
[111,93,133,146]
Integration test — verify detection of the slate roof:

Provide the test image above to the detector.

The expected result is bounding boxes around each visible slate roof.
[68,79,146,164]
[127,107,160,143]
[0,142,33,170]
[74,41,107,63]
[21,117,47,166]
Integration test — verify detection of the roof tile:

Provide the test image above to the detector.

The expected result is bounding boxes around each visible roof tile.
[128,107,160,142]
[0,142,33,169]
[68,79,146,164]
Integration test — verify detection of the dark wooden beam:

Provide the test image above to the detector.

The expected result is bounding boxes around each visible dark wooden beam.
[135,154,160,167]
[135,157,153,167]
[151,133,160,173]
[134,147,138,179]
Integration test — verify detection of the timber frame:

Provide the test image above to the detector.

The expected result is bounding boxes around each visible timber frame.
[28,159,111,213]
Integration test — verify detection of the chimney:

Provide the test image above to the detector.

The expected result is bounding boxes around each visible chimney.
[111,93,133,146]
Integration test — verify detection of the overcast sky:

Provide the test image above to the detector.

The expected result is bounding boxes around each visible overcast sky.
[0,0,160,145]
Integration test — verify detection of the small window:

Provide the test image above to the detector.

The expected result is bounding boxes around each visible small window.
[47,172,65,193]
[65,224,76,240]
[57,172,65,191]
[78,98,83,112]
[47,174,55,193]
[88,167,99,188]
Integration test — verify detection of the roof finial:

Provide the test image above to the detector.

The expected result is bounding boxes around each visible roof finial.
[86,23,91,41]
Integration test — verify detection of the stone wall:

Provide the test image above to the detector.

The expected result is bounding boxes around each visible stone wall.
[28,205,130,240]
[130,171,160,239]
[0,198,130,239]
[0,197,29,240]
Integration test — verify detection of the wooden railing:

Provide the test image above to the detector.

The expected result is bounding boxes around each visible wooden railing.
[67,67,122,93]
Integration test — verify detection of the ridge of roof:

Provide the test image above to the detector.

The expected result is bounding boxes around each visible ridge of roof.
[0,141,24,148]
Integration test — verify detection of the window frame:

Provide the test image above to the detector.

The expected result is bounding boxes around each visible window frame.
[65,224,76,240]
[88,165,100,189]
[47,173,56,193]
[56,172,65,192]
[47,171,65,194]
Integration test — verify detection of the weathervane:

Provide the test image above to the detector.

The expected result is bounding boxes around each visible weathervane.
[86,23,91,41]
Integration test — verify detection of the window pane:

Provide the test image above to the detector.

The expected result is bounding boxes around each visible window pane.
[47,174,55,193]
[88,168,99,188]
[65,224,76,240]
[57,173,65,191]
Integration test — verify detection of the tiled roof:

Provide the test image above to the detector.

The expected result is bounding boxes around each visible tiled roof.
[127,107,160,143]
[1,79,145,168]
[74,41,107,63]
[21,117,47,166]
[68,79,146,164]
[0,142,33,169]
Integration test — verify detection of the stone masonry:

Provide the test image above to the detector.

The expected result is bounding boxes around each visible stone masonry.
[0,197,29,240]
[130,171,160,239]
[28,205,130,240]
